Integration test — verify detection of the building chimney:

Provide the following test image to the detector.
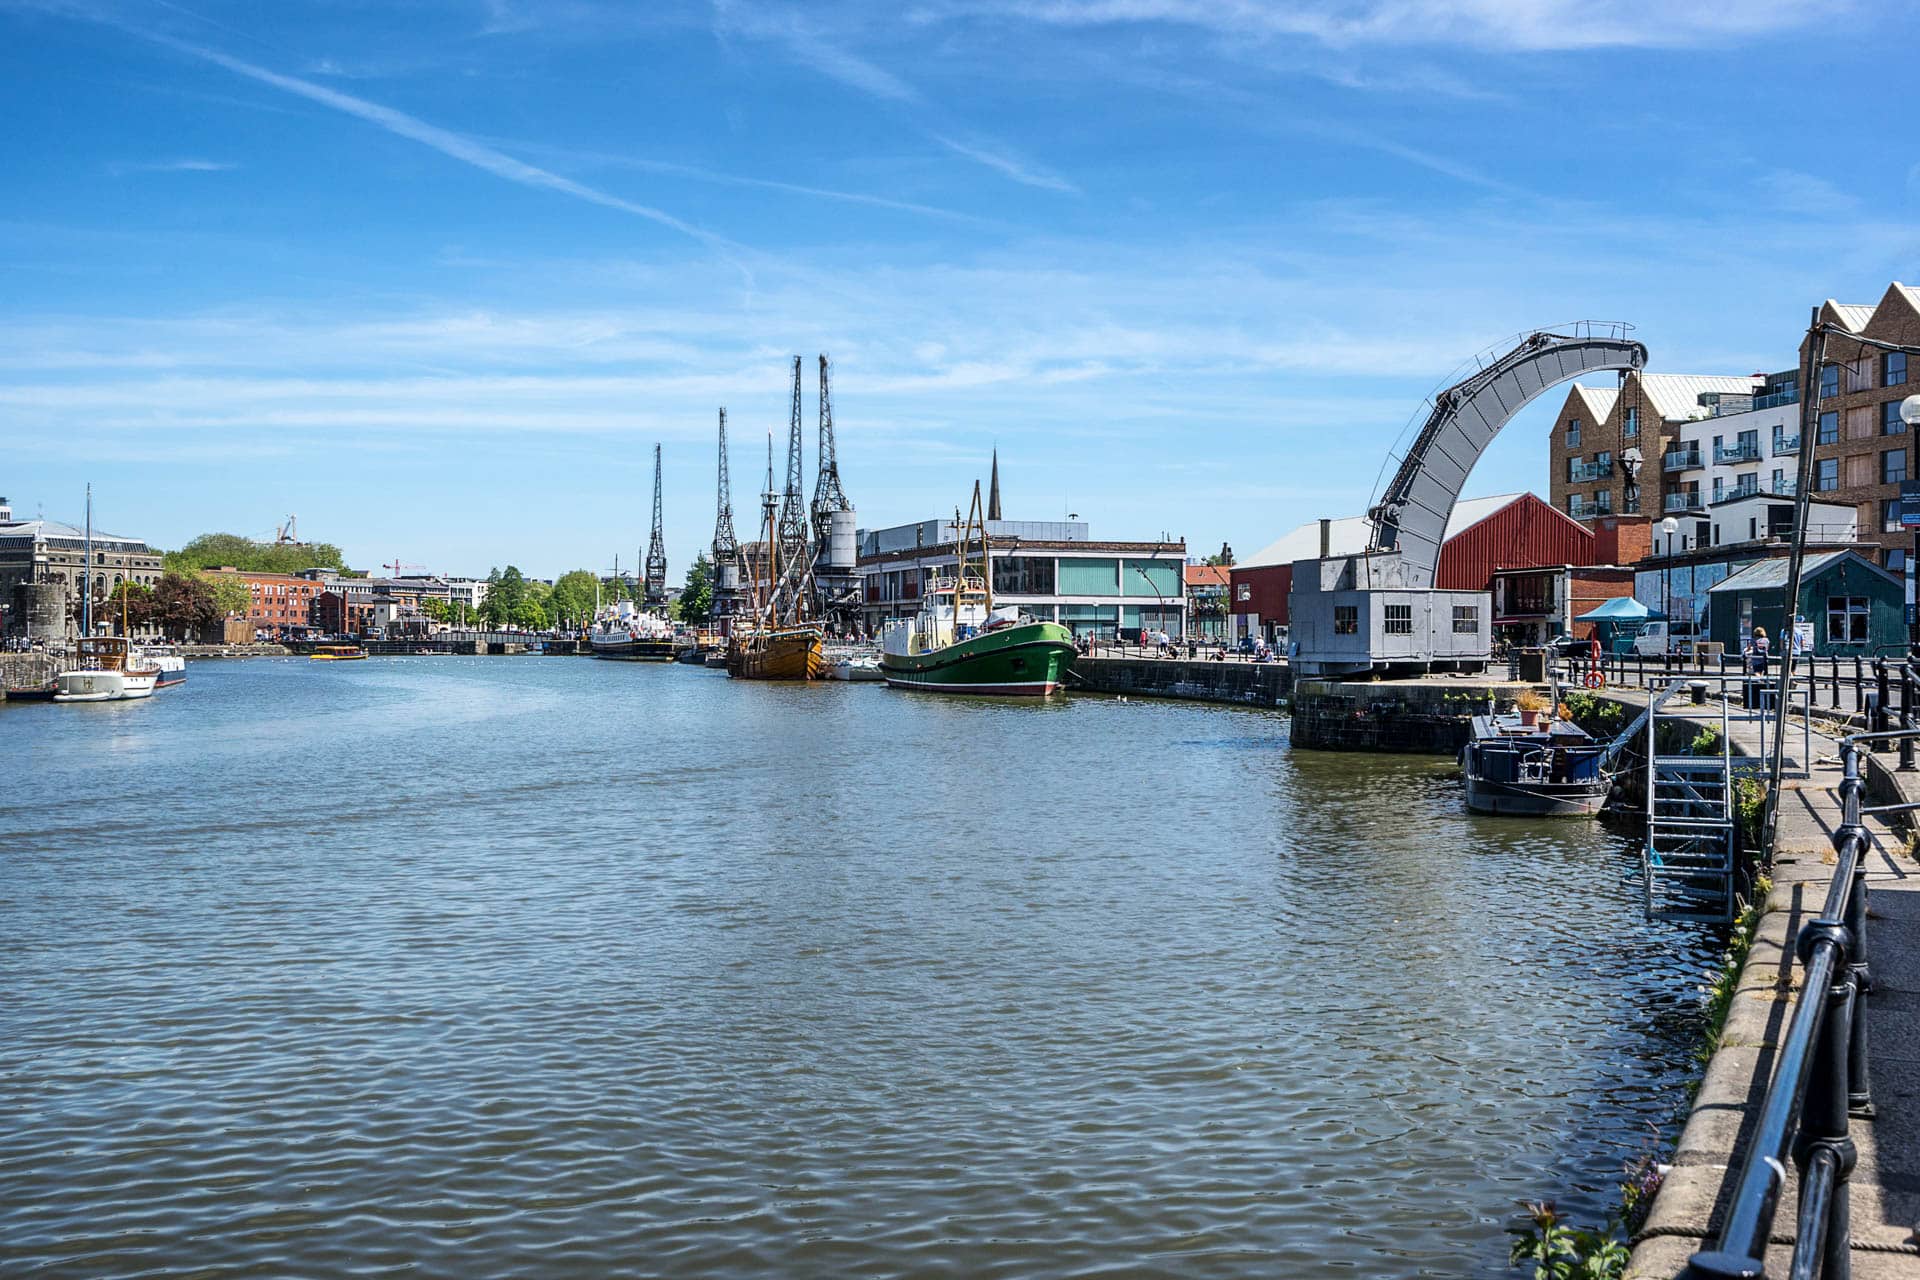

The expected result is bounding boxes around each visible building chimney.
[1318,518,1331,558]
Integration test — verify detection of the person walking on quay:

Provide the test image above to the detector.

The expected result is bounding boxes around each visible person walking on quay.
[1746,625,1770,676]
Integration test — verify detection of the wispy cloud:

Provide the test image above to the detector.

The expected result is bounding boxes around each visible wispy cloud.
[105,157,238,175]
[54,10,746,264]
[942,0,1827,52]
[929,133,1080,194]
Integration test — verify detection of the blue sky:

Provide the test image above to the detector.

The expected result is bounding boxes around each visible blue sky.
[3,0,1918,579]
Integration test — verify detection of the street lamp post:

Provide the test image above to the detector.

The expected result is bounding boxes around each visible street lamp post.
[1660,516,1680,667]
[1902,396,1920,653]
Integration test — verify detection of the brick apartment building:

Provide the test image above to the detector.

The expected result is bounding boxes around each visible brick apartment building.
[1547,371,1766,523]
[202,568,327,633]
[1802,283,1920,571]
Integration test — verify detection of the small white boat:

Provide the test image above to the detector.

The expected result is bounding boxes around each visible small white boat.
[826,648,884,682]
[56,637,161,702]
[138,649,187,688]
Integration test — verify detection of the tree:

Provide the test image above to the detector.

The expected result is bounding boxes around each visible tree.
[164,532,350,576]
[420,598,459,624]
[548,569,601,630]
[479,566,529,627]
[1205,542,1235,567]
[103,580,154,633]
[150,571,221,640]
[677,552,714,625]
[200,573,251,617]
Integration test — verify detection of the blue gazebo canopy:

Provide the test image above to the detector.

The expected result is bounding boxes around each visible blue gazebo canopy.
[1575,596,1665,623]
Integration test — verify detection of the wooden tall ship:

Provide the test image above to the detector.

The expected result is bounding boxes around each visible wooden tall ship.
[727,423,824,681]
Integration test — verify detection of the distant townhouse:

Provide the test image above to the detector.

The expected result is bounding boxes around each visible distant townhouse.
[1802,283,1920,571]
[201,568,326,634]
[1548,371,1773,524]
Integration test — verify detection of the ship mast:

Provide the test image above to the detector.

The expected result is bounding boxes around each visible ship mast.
[645,443,668,608]
[757,431,779,626]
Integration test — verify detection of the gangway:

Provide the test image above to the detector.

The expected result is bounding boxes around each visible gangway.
[1639,679,1737,922]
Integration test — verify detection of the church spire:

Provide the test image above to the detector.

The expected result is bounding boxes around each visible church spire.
[987,447,1002,521]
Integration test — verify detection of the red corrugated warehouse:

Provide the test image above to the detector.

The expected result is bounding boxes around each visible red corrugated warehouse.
[1228,494,1649,642]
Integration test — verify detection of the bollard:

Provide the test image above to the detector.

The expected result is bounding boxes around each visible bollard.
[1877,661,1891,746]
[1832,655,1842,708]
[1856,656,1865,713]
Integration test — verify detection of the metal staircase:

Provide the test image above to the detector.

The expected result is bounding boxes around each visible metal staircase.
[1640,682,1737,922]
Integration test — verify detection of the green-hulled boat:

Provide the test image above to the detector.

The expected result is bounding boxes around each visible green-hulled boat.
[878,480,1077,696]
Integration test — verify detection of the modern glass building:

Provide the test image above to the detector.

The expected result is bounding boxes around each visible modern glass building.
[855,517,1187,640]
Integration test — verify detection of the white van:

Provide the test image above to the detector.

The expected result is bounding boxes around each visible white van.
[1631,620,1702,657]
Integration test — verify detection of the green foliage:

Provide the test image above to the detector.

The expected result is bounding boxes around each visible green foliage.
[103,579,154,631]
[677,552,713,625]
[1696,875,1770,1067]
[419,598,461,624]
[200,573,251,617]
[165,532,348,576]
[1689,726,1722,757]
[1507,1201,1629,1280]
[1559,691,1625,737]
[479,566,525,628]
[547,569,601,630]
[1733,777,1766,849]
[149,570,221,640]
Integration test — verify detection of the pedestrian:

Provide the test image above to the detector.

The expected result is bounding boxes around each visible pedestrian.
[1747,626,1770,676]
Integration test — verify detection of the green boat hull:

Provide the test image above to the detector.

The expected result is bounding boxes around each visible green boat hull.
[880,621,1075,695]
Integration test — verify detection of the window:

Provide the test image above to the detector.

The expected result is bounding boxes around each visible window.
[1383,604,1413,635]
[1820,363,1839,400]
[1566,417,1581,448]
[1333,605,1358,635]
[1890,549,1908,574]
[1624,483,1640,515]
[1623,406,1639,438]
[1452,605,1478,633]
[1888,352,1909,388]
[1566,457,1581,482]
[1816,457,1839,491]
[1884,400,1907,435]
[1886,449,1907,485]
[1818,411,1839,444]
[1594,488,1612,514]
[992,555,1057,596]
[1712,477,1725,503]
[1884,499,1903,533]
[1826,595,1870,645]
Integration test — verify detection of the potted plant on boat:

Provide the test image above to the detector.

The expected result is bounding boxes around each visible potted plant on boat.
[1514,688,1549,728]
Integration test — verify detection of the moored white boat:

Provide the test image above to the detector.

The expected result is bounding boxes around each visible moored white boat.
[589,600,678,661]
[55,637,161,703]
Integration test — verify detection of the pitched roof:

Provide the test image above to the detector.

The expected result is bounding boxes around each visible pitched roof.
[1240,493,1526,569]
[1184,564,1230,587]
[1569,384,1618,423]
[0,517,153,551]
[1707,549,1895,593]
[1636,373,1763,422]
[1822,300,1875,333]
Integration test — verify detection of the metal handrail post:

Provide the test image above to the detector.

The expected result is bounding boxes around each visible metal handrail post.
[1795,927,1859,1280]
[1832,655,1842,708]
[1855,656,1865,713]
[1835,744,1875,1116]
[1904,664,1916,772]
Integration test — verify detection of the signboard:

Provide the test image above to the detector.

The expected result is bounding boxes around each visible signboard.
[1907,604,1916,627]
[1902,479,1920,527]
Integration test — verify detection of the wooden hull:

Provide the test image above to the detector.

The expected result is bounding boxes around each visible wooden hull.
[55,668,159,702]
[727,628,825,680]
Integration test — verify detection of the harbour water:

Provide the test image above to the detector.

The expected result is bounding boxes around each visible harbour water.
[1,658,1715,1277]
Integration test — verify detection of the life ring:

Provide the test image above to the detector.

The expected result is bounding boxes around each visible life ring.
[1585,637,1603,688]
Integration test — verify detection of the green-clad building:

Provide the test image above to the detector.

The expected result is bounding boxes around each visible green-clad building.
[1705,550,1904,658]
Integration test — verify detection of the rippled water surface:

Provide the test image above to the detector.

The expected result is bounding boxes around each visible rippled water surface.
[2,657,1716,1277]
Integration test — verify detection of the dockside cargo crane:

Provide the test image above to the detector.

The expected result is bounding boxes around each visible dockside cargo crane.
[710,409,742,634]
[645,443,668,608]
[772,356,814,622]
[809,354,859,630]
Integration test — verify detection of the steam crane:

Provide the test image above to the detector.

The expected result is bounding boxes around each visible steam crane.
[809,354,858,628]
[710,408,742,634]
[644,443,668,608]
[772,356,813,622]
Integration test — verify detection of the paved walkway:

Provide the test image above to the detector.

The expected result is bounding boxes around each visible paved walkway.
[1605,688,1920,1277]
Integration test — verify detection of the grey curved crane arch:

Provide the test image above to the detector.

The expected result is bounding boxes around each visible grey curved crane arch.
[1365,327,1648,590]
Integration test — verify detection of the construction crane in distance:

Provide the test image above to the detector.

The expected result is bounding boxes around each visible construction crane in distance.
[274,515,301,545]
[384,559,427,578]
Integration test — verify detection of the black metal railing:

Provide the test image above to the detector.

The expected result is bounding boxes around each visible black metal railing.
[1680,727,1891,1278]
